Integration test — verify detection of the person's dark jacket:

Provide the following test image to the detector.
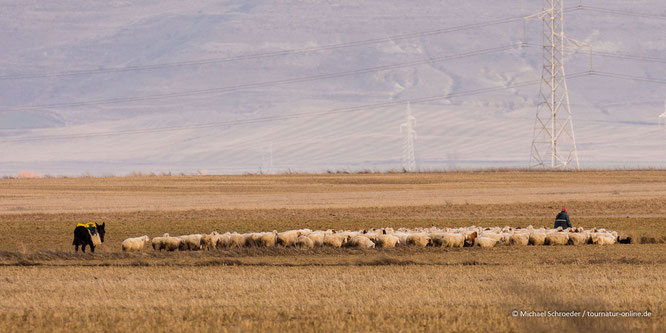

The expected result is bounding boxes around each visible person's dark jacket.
[554,211,572,229]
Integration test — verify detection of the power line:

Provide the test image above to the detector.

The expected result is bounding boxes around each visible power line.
[589,71,666,84]
[0,73,592,143]
[522,43,666,65]
[0,44,522,111]
[590,51,666,64]
[1,70,662,142]
[0,15,530,81]
[579,5,666,21]
[8,70,665,144]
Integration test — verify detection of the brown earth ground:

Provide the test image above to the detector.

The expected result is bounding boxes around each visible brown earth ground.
[0,170,664,332]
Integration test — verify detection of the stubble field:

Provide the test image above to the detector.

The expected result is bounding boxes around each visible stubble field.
[0,170,664,332]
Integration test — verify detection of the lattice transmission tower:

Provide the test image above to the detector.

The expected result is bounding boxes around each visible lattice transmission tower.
[528,0,580,169]
[260,142,274,174]
[400,102,417,172]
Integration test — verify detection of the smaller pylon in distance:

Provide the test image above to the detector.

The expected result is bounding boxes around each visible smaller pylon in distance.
[400,102,417,172]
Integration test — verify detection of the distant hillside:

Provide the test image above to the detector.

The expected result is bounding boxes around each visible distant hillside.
[1,0,665,176]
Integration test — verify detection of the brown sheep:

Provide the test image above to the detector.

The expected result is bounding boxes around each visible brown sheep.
[200,234,214,250]
[464,231,477,247]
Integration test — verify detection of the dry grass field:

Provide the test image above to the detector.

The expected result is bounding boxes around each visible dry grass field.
[0,170,664,332]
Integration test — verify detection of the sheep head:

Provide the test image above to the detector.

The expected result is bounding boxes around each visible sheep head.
[464,232,478,247]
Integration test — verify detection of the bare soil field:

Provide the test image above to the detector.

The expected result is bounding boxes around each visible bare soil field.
[3,170,666,214]
[0,170,664,332]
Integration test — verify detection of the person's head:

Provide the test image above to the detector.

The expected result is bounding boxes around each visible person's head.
[562,208,567,212]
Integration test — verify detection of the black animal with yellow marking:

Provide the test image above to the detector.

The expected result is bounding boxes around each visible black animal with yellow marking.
[73,222,105,253]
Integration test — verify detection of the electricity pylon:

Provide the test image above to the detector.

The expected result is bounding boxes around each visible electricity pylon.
[400,102,417,172]
[261,142,274,174]
[528,0,581,169]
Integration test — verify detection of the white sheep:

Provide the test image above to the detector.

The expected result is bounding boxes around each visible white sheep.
[406,234,431,247]
[178,234,203,251]
[432,233,465,248]
[151,234,169,251]
[393,232,409,245]
[297,228,313,236]
[307,232,326,247]
[528,232,547,246]
[475,237,497,248]
[323,234,348,248]
[162,236,183,251]
[277,230,300,247]
[229,233,247,248]
[375,234,400,248]
[295,235,315,249]
[430,233,446,247]
[591,233,616,245]
[479,232,503,242]
[545,232,569,246]
[567,232,588,246]
[361,232,379,242]
[149,225,619,251]
[348,236,375,249]
[121,235,150,252]
[509,233,529,246]
[208,231,220,249]
[215,232,232,248]
[260,231,278,247]
[246,233,264,247]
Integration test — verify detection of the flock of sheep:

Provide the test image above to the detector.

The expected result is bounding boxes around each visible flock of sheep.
[120,225,622,252]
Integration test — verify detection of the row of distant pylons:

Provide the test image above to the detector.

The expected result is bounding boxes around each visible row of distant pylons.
[401,0,581,172]
[400,0,579,172]
[263,0,665,174]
